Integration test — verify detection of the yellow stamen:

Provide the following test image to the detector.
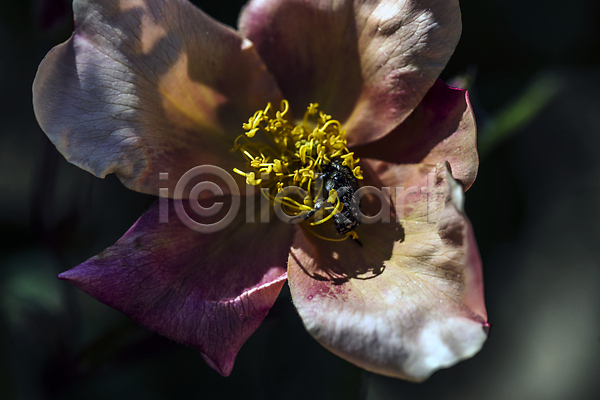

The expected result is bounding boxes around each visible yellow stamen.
[232,100,363,238]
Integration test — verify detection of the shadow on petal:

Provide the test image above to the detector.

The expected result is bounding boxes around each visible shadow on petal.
[239,0,362,125]
[290,162,405,285]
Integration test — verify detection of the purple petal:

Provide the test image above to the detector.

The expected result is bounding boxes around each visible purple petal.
[34,0,282,196]
[288,161,487,381]
[239,0,462,145]
[59,197,294,376]
[354,79,479,189]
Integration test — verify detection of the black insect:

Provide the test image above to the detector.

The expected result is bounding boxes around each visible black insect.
[293,158,362,235]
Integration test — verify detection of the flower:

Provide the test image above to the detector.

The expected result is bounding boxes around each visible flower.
[33,0,488,381]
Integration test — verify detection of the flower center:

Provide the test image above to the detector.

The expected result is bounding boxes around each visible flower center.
[232,100,363,242]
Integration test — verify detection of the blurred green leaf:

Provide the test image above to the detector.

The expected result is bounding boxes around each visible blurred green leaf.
[478,72,562,158]
[0,249,64,329]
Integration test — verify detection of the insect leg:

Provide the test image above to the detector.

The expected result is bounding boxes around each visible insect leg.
[289,198,326,223]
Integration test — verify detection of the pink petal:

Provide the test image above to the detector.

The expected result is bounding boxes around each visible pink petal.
[354,79,479,189]
[239,0,461,145]
[59,198,294,376]
[34,0,282,196]
[287,161,487,381]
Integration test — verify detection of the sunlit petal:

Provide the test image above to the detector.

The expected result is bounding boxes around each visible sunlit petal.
[34,0,282,196]
[288,161,487,381]
[239,0,461,144]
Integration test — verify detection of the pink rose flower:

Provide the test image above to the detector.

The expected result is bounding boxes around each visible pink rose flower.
[33,0,488,381]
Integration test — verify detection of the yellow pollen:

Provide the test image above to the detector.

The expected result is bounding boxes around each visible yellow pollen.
[232,100,363,242]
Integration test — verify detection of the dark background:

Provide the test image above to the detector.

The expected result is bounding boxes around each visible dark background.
[1,0,599,399]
